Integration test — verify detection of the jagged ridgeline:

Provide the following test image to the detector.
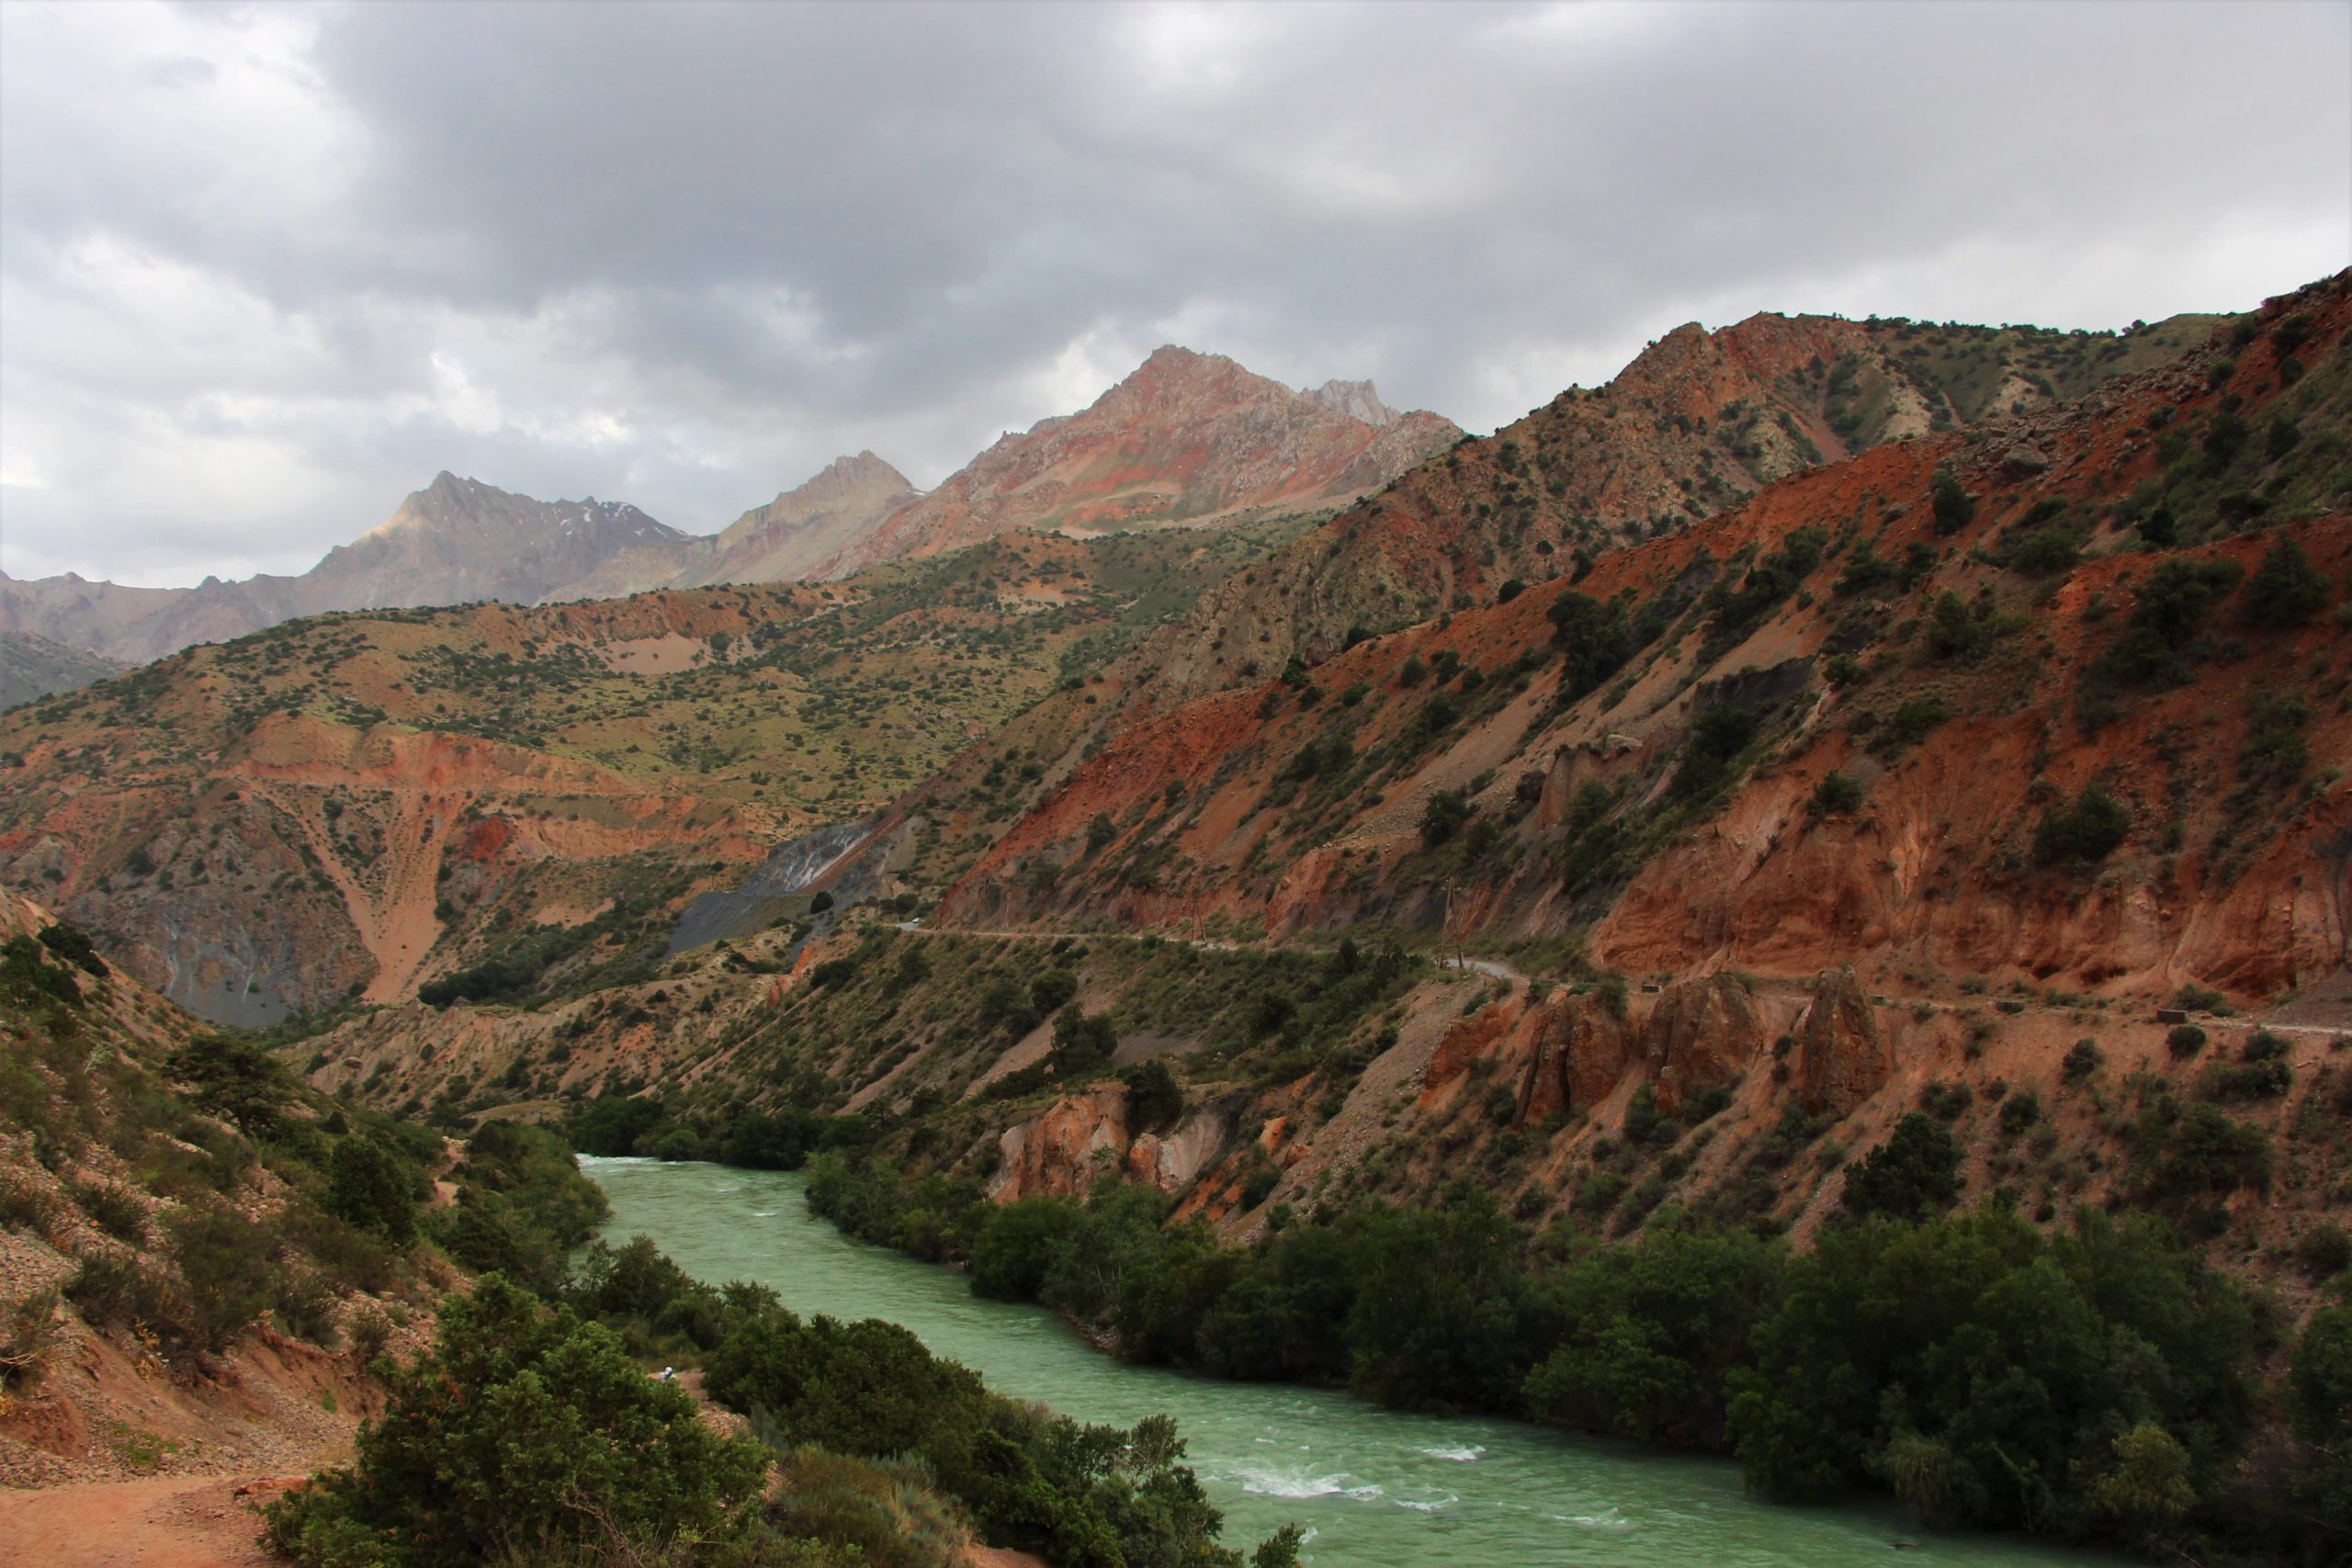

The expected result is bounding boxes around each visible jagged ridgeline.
[0,519,1318,1025]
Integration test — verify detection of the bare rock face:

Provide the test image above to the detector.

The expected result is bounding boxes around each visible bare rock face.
[1643,974,1765,1116]
[1301,378,1402,426]
[989,1085,1129,1201]
[669,453,919,587]
[1793,966,1892,1119]
[1519,993,1635,1122]
[814,346,1461,577]
[1125,1104,1235,1193]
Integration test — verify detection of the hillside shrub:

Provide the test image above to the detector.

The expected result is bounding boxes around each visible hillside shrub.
[266,1276,766,1567]
[1838,1113,1960,1221]
[1807,773,1865,819]
[2241,538,2328,629]
[1046,1005,1117,1077]
[1930,471,1975,535]
[1121,1060,1183,1130]
[1419,790,1471,846]
[2034,786,2129,868]
[325,1136,422,1244]
[2062,1039,2105,1083]
[1672,705,1761,800]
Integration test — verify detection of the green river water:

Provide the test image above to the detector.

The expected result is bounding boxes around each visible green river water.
[583,1156,2109,1567]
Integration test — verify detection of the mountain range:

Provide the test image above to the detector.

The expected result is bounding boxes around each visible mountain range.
[0,350,1458,671]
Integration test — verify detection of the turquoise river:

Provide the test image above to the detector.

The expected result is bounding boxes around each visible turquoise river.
[583,1156,2109,1567]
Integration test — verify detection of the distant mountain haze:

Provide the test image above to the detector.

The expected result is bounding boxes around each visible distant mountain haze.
[0,476,688,665]
[0,348,1450,665]
[667,452,922,590]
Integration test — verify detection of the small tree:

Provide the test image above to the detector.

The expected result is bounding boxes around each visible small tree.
[326,1136,421,1244]
[2241,538,2329,629]
[2034,785,2130,868]
[1419,790,1472,845]
[1840,1112,1960,1221]
[1930,471,1975,536]
[1046,1005,1117,1077]
[266,1276,764,1566]
[1807,773,1865,819]
[1121,1059,1184,1130]
[169,1034,295,1137]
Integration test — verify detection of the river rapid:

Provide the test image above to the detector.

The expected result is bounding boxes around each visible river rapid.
[582,1156,2109,1567]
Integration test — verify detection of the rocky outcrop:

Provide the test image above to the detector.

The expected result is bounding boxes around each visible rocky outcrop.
[1792,967,1893,1119]
[989,1086,1130,1201]
[1125,1105,1235,1194]
[1301,378,1401,427]
[1642,975,1765,1116]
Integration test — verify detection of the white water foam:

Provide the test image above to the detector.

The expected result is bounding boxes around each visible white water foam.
[1227,1466,1385,1503]
[1553,1506,1634,1532]
[1417,1443,1485,1461]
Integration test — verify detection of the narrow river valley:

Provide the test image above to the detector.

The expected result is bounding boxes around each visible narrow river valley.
[584,1157,2113,1567]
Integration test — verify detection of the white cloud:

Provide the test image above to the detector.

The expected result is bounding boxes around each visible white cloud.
[1,0,2345,588]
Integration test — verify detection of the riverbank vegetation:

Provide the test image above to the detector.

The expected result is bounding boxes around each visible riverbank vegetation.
[799,1153,2349,1564]
[268,1233,1300,1568]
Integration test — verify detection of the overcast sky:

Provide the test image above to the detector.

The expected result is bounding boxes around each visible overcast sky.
[2,0,2346,587]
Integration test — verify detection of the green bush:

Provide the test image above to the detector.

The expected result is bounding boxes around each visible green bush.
[2241,538,2328,629]
[169,1205,279,1353]
[266,1276,766,1567]
[1046,1005,1116,1077]
[168,1033,295,1137]
[64,1249,184,1340]
[326,1136,422,1244]
[1672,705,1761,800]
[1121,1060,1184,1130]
[2062,1038,2105,1083]
[70,1181,148,1246]
[1880,694,1949,751]
[1029,968,1078,1016]
[1807,773,1865,819]
[2166,1024,2209,1058]
[1839,1113,1960,1221]
[1930,471,1975,535]
[1419,790,1471,846]
[970,1198,1084,1301]
[2034,786,2129,868]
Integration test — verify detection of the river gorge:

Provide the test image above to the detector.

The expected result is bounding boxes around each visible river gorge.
[584,1156,2113,1567]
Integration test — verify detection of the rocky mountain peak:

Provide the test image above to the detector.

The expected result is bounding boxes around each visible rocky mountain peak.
[1302,378,1400,426]
[810,346,1463,577]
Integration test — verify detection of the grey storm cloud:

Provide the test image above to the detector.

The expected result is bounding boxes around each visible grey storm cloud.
[2,0,2346,586]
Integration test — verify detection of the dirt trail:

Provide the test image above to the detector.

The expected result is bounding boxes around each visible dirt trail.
[0,1473,294,1568]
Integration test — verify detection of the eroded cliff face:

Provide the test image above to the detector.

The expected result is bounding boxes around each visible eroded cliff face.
[933,275,2352,1011]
